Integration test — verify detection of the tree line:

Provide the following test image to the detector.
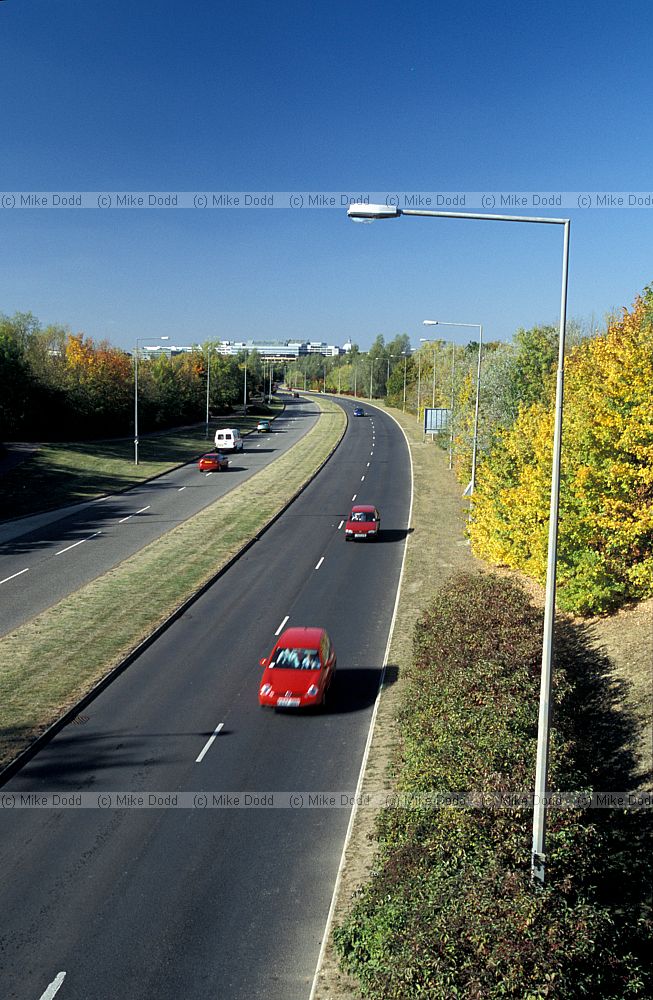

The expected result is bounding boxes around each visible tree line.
[0,313,270,441]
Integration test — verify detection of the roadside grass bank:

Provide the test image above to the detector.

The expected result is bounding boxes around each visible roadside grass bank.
[0,402,283,521]
[333,571,651,998]
[0,397,344,772]
[312,399,651,1000]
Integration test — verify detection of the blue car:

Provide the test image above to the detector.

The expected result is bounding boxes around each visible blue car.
[353,407,364,416]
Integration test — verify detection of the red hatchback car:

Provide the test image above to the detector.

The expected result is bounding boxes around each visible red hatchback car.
[345,504,381,540]
[199,451,230,472]
[258,626,336,708]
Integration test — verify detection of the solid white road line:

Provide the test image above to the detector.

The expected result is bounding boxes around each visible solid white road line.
[38,971,66,1000]
[315,556,325,570]
[338,520,344,530]
[55,531,101,556]
[195,722,224,763]
[0,567,29,586]
[309,403,415,1000]
[275,615,289,636]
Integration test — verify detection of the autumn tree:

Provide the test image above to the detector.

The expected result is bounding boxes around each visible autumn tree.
[469,285,653,614]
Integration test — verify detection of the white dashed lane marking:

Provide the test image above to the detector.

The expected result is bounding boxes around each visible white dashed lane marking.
[55,531,102,556]
[0,567,29,586]
[196,723,224,763]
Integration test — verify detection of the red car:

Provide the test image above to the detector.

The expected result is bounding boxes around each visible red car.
[199,451,230,472]
[258,626,336,708]
[345,504,381,540]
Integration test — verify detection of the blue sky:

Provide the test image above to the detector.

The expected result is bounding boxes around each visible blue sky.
[1,0,651,350]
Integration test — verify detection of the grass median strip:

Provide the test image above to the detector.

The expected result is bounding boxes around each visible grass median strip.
[0,397,345,769]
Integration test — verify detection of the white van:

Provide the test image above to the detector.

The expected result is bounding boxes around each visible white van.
[214,428,244,452]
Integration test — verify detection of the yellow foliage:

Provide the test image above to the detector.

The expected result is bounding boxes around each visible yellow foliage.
[470,287,653,614]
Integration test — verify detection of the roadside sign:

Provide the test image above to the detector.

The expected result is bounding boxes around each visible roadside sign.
[424,407,451,434]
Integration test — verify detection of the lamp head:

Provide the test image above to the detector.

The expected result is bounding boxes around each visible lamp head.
[347,203,401,221]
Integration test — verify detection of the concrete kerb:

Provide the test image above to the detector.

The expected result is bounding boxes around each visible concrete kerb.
[0,398,345,788]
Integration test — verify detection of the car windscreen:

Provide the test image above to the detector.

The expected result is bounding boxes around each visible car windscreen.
[271,648,321,670]
[350,511,375,522]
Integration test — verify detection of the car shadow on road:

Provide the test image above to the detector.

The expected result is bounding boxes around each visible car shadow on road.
[321,664,398,715]
[373,528,414,544]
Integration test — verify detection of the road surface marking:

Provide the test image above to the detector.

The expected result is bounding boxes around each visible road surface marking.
[38,971,66,1000]
[338,520,344,529]
[205,472,212,477]
[0,567,29,586]
[370,451,373,456]
[367,462,370,467]
[195,722,224,763]
[315,556,325,570]
[361,475,365,481]
[275,615,289,636]
[309,407,415,1000]
[119,505,151,524]
[351,494,357,501]
[178,486,186,491]
[56,531,101,556]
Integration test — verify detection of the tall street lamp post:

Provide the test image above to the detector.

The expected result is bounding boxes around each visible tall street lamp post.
[386,354,395,396]
[369,357,375,399]
[449,341,455,469]
[348,202,570,887]
[419,335,438,418]
[402,351,408,411]
[424,320,483,494]
[205,343,213,439]
[416,351,422,423]
[134,336,169,465]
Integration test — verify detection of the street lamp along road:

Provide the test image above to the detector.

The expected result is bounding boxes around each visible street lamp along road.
[134,336,169,465]
[424,320,483,495]
[205,343,214,440]
[348,201,570,889]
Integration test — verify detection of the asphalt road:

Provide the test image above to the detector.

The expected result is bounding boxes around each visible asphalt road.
[0,398,412,1000]
[0,399,319,637]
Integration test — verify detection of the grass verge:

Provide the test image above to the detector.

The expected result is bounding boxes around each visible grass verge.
[0,402,283,521]
[0,396,344,770]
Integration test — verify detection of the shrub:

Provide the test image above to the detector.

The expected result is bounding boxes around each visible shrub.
[334,573,651,998]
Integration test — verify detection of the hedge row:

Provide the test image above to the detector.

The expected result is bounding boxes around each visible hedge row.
[334,573,651,998]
